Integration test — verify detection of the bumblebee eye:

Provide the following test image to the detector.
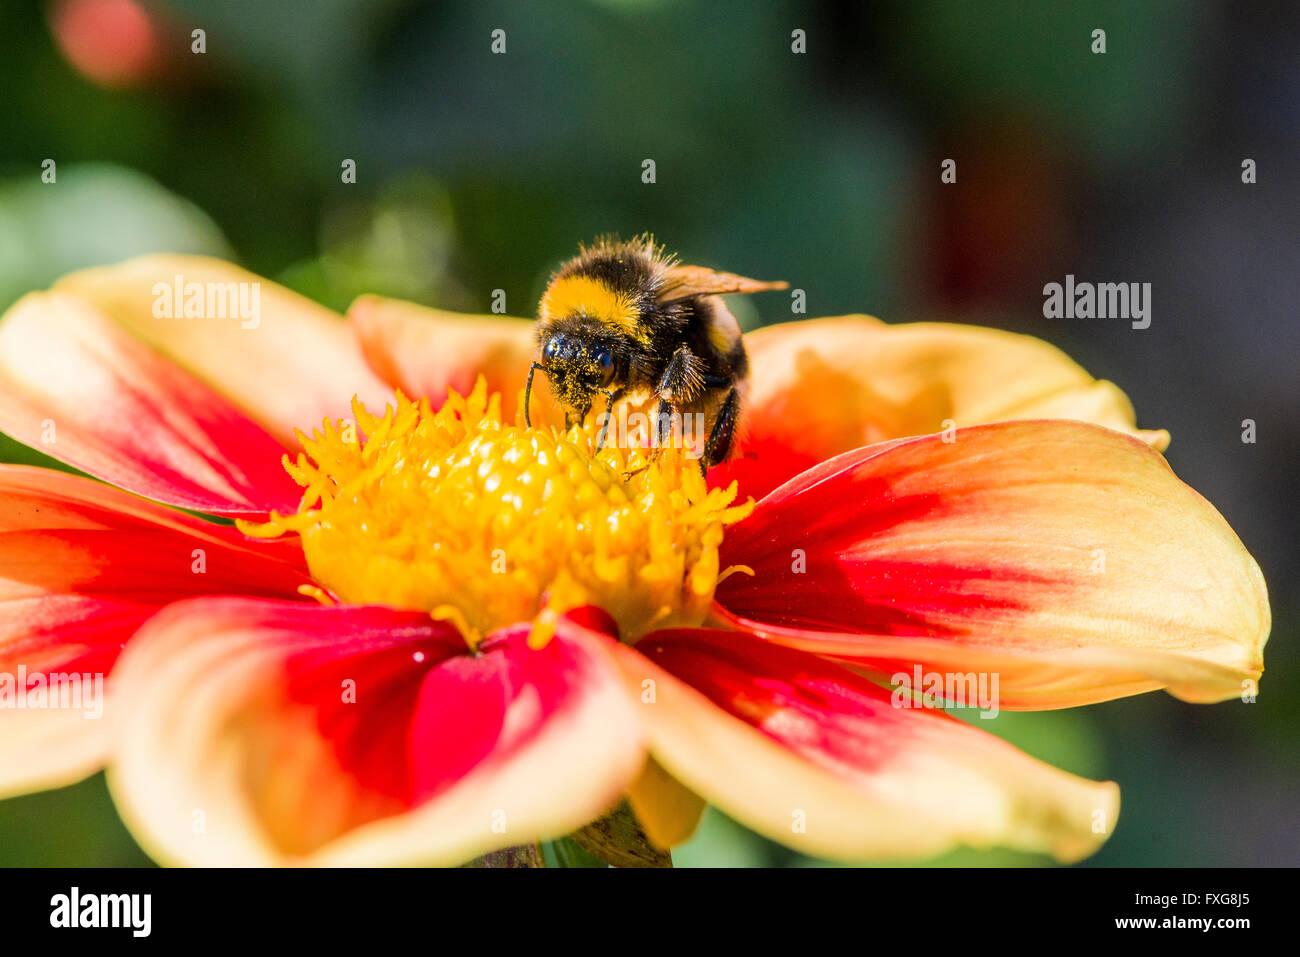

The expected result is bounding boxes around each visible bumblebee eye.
[595,348,614,385]
[543,337,562,362]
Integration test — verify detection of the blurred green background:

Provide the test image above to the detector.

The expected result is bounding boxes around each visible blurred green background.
[0,0,1295,866]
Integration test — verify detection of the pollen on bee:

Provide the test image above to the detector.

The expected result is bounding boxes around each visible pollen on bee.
[238,377,753,650]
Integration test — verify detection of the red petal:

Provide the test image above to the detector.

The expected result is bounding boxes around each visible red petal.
[0,465,311,797]
[715,420,1269,708]
[0,293,302,516]
[54,255,394,447]
[612,629,1118,862]
[108,599,645,864]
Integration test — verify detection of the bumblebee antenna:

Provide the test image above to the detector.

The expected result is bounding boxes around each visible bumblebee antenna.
[524,361,546,428]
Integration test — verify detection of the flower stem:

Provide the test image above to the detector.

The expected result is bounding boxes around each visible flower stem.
[571,800,672,867]
[466,842,546,868]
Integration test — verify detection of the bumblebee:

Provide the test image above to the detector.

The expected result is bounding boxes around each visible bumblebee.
[525,235,786,469]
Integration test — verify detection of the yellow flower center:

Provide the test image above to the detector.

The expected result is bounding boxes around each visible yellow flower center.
[239,379,753,649]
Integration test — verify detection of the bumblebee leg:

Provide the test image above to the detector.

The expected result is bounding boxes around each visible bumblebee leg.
[703,387,741,472]
[652,397,674,451]
[652,345,703,451]
[595,388,625,453]
[524,362,545,428]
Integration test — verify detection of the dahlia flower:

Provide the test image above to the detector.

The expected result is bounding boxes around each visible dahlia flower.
[0,256,1268,866]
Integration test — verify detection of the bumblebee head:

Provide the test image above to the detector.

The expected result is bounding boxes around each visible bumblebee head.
[537,328,619,417]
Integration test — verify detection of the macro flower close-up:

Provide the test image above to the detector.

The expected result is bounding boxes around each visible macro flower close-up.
[1,7,1295,936]
[0,254,1269,867]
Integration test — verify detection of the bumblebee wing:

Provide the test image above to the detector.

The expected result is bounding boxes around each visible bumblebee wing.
[655,265,788,304]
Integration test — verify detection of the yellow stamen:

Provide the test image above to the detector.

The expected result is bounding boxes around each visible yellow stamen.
[296,584,336,606]
[431,604,479,649]
[238,377,753,650]
[716,564,755,586]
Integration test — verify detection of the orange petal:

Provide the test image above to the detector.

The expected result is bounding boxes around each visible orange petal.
[716,316,1169,499]
[107,599,645,865]
[715,420,1269,708]
[348,295,552,423]
[54,255,392,445]
[610,632,1118,863]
